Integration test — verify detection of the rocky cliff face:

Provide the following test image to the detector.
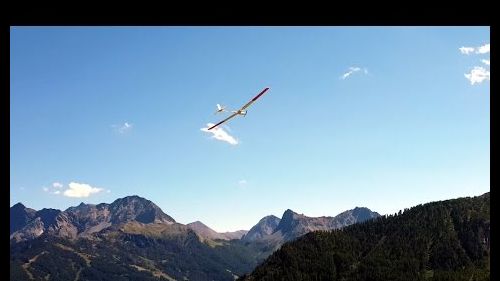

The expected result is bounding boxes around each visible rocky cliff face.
[65,203,112,235]
[10,208,78,242]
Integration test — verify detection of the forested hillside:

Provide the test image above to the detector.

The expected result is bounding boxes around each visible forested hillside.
[240,192,490,281]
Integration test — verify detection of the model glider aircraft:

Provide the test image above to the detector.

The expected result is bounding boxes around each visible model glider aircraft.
[208,87,270,130]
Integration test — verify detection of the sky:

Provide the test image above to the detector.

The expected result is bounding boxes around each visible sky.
[10,27,490,232]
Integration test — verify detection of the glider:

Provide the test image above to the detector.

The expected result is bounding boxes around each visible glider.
[208,87,269,130]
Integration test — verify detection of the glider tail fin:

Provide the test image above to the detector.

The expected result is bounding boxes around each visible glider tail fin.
[215,104,226,114]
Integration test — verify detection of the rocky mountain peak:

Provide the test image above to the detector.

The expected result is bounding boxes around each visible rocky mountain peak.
[271,207,380,242]
[10,202,37,234]
[242,215,281,242]
[36,208,63,226]
[109,195,175,224]
[334,207,380,227]
[189,220,205,227]
[11,202,27,209]
[187,221,222,240]
[280,209,301,224]
[351,207,380,220]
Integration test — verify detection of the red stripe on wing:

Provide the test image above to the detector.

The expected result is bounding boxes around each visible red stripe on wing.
[241,87,270,110]
[251,87,270,102]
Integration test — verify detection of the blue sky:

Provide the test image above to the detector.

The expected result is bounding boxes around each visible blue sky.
[10,27,490,232]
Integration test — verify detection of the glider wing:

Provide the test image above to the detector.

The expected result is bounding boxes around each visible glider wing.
[240,87,270,110]
[207,111,239,130]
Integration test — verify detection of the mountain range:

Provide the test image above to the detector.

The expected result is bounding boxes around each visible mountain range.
[10,195,379,281]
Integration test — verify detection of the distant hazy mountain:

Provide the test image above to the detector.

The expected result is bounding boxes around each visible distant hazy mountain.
[188,220,225,240]
[334,206,381,225]
[221,229,249,240]
[273,207,380,241]
[187,221,248,241]
[242,215,281,242]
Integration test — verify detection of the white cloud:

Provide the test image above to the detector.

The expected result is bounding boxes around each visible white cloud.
[459,43,490,55]
[43,184,59,194]
[464,66,490,85]
[54,190,61,195]
[459,46,475,55]
[201,123,238,145]
[238,179,248,188]
[62,182,104,198]
[476,43,490,54]
[459,43,490,85]
[340,66,367,80]
[113,122,133,134]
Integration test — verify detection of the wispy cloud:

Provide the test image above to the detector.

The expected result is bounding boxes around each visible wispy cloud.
[238,179,248,188]
[459,46,475,55]
[340,66,368,80]
[200,123,238,145]
[63,182,104,198]
[459,43,490,55]
[43,184,61,195]
[464,66,490,85]
[481,59,490,65]
[112,122,133,134]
